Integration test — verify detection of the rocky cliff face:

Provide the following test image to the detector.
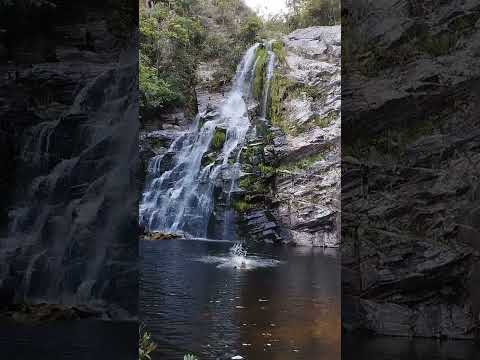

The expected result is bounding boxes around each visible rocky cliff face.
[273,26,341,247]
[237,26,341,247]
[0,3,138,317]
[342,0,480,339]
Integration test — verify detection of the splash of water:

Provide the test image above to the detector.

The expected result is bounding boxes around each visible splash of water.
[230,243,247,258]
[196,242,283,271]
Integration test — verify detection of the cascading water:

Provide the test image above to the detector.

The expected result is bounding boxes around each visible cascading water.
[140,44,261,239]
[261,41,277,119]
[0,62,138,312]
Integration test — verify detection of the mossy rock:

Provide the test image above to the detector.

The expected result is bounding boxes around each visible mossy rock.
[417,31,459,57]
[291,84,325,101]
[240,144,263,164]
[271,40,286,64]
[201,152,217,167]
[292,111,338,135]
[149,137,168,153]
[277,146,332,172]
[268,72,296,134]
[232,199,253,213]
[239,173,269,194]
[211,127,226,152]
[201,127,227,166]
[253,47,268,101]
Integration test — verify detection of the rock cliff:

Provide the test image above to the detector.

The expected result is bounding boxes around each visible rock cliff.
[237,26,341,247]
[342,0,480,339]
[272,26,341,247]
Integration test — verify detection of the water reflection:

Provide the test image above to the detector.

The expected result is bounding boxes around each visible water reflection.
[343,334,480,360]
[140,240,340,360]
[0,320,137,360]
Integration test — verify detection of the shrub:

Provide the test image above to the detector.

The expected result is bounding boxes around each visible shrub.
[240,15,263,44]
[139,60,183,110]
[271,40,286,64]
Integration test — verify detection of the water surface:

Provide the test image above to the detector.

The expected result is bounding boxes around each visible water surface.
[0,320,137,360]
[343,333,480,360]
[140,239,340,360]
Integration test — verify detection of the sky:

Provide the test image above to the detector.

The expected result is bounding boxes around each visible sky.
[243,0,289,18]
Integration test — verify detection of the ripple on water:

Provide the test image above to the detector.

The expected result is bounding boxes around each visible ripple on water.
[195,255,283,270]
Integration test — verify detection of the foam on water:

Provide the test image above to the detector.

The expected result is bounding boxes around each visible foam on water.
[196,255,282,270]
[196,243,282,270]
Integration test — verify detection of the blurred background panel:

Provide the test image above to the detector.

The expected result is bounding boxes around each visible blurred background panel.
[0,1,139,358]
[342,0,480,358]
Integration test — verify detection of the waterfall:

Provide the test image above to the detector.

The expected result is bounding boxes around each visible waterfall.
[261,41,277,119]
[140,44,260,239]
[1,63,139,311]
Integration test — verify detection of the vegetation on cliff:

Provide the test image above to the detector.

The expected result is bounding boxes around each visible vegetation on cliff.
[286,0,340,30]
[252,46,268,100]
[139,0,263,121]
[263,0,340,35]
[139,0,204,117]
[138,0,342,122]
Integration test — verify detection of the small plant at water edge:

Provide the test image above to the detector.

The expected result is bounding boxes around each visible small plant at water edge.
[139,324,157,360]
[184,354,199,360]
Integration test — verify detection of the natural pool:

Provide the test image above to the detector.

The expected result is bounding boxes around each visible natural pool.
[140,239,341,360]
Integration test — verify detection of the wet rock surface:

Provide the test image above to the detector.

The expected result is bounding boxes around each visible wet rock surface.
[342,0,480,340]
[0,303,104,323]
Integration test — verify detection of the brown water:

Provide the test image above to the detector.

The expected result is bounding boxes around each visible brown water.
[140,239,341,360]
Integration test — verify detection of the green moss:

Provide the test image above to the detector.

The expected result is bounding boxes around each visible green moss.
[239,175,268,194]
[269,72,295,133]
[418,31,459,57]
[211,128,226,152]
[343,117,439,158]
[291,84,324,100]
[258,163,275,178]
[232,199,253,213]
[201,128,226,166]
[278,148,331,172]
[253,47,268,100]
[287,112,337,136]
[271,40,286,64]
[314,113,336,128]
[240,144,263,164]
[239,175,254,190]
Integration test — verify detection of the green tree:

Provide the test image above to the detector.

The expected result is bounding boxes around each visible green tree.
[287,0,340,30]
[240,15,263,44]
